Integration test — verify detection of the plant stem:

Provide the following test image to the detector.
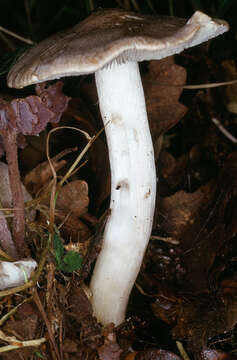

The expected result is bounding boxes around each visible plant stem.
[3,128,28,258]
[0,208,18,259]
[168,0,174,16]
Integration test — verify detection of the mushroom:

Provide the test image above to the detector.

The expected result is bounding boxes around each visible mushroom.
[7,9,229,325]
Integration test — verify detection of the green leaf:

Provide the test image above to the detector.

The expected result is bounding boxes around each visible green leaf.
[34,351,45,359]
[53,232,83,273]
[61,251,83,273]
[53,233,65,267]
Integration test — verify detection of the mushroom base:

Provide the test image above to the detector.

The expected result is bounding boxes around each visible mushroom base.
[90,61,156,326]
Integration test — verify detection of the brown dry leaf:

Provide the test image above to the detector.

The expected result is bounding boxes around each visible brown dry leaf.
[36,177,92,243]
[56,180,89,218]
[62,338,79,353]
[68,285,93,323]
[171,295,234,354]
[134,349,181,360]
[55,211,91,243]
[158,151,188,194]
[98,324,122,360]
[158,181,214,242]
[24,156,66,195]
[55,180,91,242]
[157,178,223,293]
[67,285,103,351]
[151,152,237,355]
[143,57,187,142]
[1,302,38,359]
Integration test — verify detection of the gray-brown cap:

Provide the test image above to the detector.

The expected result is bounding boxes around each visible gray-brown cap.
[7,8,229,89]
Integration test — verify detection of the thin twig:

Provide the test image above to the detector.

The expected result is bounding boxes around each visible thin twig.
[31,287,60,360]
[0,26,33,44]
[130,0,140,11]
[0,329,46,353]
[46,126,100,234]
[88,0,95,11]
[0,296,32,326]
[150,235,180,245]
[169,0,174,15]
[3,128,27,257]
[46,125,106,189]
[145,78,237,89]
[176,341,191,360]
[211,117,237,144]
[146,0,156,12]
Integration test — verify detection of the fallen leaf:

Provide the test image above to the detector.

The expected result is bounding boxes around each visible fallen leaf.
[56,180,89,218]
[143,57,187,142]
[24,156,66,195]
[134,349,181,360]
[98,324,122,360]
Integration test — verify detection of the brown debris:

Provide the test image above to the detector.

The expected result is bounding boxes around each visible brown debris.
[24,155,66,195]
[67,285,103,350]
[171,295,232,353]
[143,57,187,145]
[62,338,79,353]
[134,349,181,360]
[0,209,16,259]
[55,180,92,242]
[0,301,39,359]
[158,151,188,194]
[56,180,89,218]
[98,324,122,360]
[35,81,70,124]
[150,151,237,355]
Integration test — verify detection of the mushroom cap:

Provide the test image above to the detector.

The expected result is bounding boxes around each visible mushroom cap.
[7,9,229,89]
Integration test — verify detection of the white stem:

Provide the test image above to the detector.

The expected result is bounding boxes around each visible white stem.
[90,62,156,325]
